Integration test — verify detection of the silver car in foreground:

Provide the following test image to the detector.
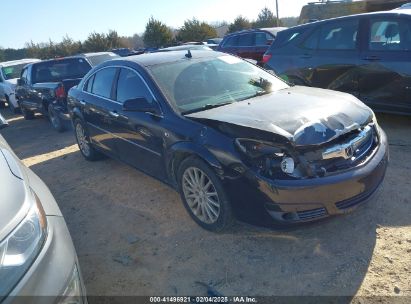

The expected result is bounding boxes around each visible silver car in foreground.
[0,114,86,303]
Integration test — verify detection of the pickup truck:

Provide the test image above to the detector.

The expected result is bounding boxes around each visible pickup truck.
[15,57,92,131]
[0,59,40,113]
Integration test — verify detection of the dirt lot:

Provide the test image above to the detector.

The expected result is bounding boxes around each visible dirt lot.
[1,109,410,300]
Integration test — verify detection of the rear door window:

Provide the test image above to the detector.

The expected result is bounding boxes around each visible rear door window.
[301,28,320,49]
[369,18,411,51]
[91,67,117,99]
[223,36,239,47]
[237,33,254,46]
[255,32,273,46]
[318,19,359,50]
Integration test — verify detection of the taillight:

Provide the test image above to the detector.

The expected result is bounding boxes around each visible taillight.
[262,53,272,64]
[55,85,66,99]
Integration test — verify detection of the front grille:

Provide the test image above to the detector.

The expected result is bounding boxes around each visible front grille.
[297,207,327,220]
[303,124,378,175]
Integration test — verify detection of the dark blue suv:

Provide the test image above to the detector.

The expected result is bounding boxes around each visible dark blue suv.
[263,10,411,115]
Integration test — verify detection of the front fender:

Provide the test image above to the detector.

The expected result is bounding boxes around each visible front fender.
[166,141,224,185]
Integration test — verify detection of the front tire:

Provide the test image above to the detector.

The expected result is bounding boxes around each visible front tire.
[48,104,65,132]
[21,104,34,120]
[73,118,103,161]
[177,157,234,232]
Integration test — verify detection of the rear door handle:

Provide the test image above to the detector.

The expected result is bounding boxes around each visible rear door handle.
[363,56,380,61]
[301,54,312,59]
[79,100,86,106]
[109,110,120,118]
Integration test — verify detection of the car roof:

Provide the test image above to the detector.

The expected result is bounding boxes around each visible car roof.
[284,9,411,32]
[225,27,287,37]
[111,50,224,67]
[0,58,40,67]
[80,52,119,57]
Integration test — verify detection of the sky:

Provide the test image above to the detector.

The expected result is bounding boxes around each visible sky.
[0,0,312,49]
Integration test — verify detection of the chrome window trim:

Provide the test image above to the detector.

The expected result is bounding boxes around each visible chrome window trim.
[87,122,162,157]
[81,65,163,115]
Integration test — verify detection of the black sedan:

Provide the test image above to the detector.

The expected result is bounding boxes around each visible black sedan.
[67,51,388,231]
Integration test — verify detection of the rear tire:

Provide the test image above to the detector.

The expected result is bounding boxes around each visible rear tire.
[21,104,34,120]
[48,104,65,132]
[73,118,103,161]
[177,156,234,232]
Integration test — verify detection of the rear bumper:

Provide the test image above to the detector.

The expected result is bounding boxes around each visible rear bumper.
[227,128,388,226]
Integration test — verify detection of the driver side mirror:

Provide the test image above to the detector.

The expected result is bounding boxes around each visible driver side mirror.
[122,97,161,116]
[0,113,8,130]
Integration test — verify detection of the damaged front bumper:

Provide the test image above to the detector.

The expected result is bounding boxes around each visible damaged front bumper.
[227,127,388,225]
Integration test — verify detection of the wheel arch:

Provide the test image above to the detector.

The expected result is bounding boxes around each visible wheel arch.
[166,142,224,187]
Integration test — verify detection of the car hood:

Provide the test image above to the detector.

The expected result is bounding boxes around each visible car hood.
[187,86,373,146]
[0,146,29,241]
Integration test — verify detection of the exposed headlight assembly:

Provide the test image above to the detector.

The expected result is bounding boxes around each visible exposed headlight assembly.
[235,138,296,175]
[0,190,47,299]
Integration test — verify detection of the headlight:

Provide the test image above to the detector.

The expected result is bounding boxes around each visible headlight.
[59,265,83,304]
[0,190,47,299]
[235,138,296,175]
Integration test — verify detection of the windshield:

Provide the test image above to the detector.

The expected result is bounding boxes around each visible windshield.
[32,58,91,84]
[149,55,288,114]
[1,63,28,80]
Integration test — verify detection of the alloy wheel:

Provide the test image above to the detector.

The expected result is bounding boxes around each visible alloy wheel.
[182,167,220,224]
[75,123,91,157]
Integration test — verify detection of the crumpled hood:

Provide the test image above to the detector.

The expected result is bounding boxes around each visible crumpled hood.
[187,86,373,146]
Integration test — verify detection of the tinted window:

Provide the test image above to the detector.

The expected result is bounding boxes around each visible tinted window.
[238,33,254,46]
[255,32,272,45]
[84,74,95,92]
[301,28,320,49]
[223,36,239,47]
[21,68,28,84]
[369,19,411,51]
[91,67,117,99]
[116,68,152,103]
[32,58,91,83]
[318,19,358,50]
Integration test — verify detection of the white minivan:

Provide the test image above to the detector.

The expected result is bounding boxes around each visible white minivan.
[0,59,40,113]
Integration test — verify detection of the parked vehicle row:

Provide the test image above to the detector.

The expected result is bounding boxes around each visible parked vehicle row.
[14,52,119,131]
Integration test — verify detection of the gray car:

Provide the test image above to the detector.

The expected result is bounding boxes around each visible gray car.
[0,114,86,303]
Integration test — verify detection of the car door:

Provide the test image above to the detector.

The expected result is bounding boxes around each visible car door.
[219,35,239,56]
[111,67,166,180]
[81,67,119,155]
[254,31,273,63]
[236,33,255,60]
[15,67,34,109]
[358,16,411,114]
[307,17,362,97]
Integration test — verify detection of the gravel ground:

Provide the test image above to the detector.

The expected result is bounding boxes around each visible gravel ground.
[1,109,410,302]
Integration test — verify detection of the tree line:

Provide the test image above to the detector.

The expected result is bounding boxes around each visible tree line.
[0,7,297,61]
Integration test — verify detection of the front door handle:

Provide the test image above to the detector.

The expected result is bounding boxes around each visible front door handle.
[109,110,120,118]
[79,100,86,106]
[363,56,380,61]
[301,54,312,59]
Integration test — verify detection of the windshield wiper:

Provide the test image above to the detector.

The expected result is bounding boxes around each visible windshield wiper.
[237,90,269,102]
[182,102,233,115]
